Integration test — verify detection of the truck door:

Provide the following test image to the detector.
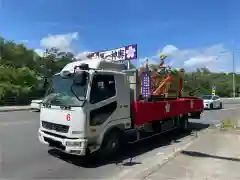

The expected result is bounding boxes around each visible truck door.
[115,74,131,121]
[87,74,120,143]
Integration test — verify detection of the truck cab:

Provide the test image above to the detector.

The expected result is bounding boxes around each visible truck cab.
[38,58,132,156]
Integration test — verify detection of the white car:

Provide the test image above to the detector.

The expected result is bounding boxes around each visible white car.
[30,99,43,111]
[202,95,223,109]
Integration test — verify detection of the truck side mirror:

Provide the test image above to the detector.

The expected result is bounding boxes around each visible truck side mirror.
[73,71,87,86]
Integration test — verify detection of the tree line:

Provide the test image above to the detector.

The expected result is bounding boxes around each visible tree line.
[0,36,76,105]
[182,69,240,97]
[0,36,239,105]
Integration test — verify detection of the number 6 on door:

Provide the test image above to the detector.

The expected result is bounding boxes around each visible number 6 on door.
[66,114,71,121]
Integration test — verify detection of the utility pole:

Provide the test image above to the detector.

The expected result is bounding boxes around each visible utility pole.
[216,50,238,98]
[232,50,236,98]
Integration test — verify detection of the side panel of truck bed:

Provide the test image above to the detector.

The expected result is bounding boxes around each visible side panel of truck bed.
[131,98,203,125]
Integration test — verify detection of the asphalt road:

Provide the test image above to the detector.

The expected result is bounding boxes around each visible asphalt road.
[0,104,240,179]
[194,103,240,125]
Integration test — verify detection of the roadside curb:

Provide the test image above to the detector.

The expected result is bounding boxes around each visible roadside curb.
[115,126,218,180]
[0,107,33,112]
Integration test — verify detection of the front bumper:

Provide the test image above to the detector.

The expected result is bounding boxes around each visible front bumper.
[38,129,88,156]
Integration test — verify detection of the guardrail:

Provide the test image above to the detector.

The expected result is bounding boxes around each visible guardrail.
[221,97,240,104]
[0,97,41,106]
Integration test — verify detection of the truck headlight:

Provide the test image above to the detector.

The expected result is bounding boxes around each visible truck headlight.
[66,141,82,147]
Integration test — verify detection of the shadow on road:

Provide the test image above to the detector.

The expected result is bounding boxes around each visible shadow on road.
[181,150,240,162]
[48,122,209,168]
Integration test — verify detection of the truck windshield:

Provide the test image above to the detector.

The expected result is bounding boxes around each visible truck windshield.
[43,74,88,107]
[202,95,212,100]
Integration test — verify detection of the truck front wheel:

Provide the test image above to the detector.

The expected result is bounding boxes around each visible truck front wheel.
[100,130,122,159]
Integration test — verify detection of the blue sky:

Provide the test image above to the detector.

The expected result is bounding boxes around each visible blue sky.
[1,0,240,71]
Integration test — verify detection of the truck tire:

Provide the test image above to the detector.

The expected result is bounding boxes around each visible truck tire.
[152,120,161,133]
[179,116,189,132]
[100,130,122,159]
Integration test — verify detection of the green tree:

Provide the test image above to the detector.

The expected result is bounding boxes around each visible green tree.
[0,36,76,105]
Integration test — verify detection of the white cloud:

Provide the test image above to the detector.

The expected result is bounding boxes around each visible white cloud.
[35,32,89,59]
[153,44,234,72]
[138,45,180,67]
[40,32,79,52]
[160,45,178,55]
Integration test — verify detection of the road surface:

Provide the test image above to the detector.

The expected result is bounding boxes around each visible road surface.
[0,104,239,179]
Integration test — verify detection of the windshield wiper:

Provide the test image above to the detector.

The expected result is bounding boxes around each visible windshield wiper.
[59,104,72,110]
[70,84,85,102]
[42,93,61,107]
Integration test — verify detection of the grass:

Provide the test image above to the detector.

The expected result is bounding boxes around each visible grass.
[220,119,237,129]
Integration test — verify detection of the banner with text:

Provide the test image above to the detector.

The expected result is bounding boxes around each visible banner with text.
[141,72,151,98]
[87,44,137,61]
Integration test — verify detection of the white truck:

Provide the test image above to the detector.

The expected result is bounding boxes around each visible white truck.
[38,58,203,157]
